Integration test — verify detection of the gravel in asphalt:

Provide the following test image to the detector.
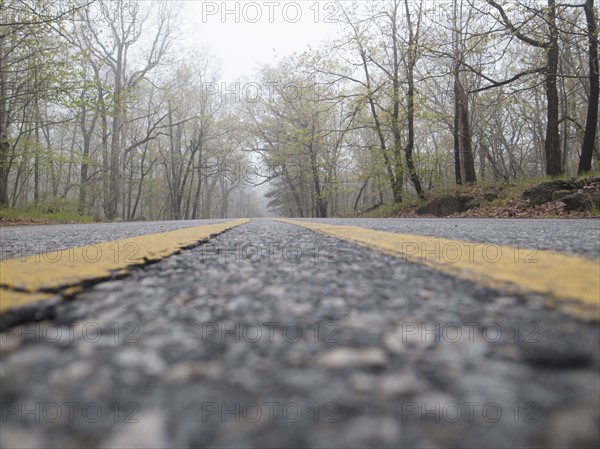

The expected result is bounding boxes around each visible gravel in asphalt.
[1,219,599,448]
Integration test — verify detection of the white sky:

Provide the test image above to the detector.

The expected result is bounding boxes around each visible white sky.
[179,1,342,81]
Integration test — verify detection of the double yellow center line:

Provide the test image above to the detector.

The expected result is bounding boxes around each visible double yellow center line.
[0,219,248,313]
[2,218,598,319]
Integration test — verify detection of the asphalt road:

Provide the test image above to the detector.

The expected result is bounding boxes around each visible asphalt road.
[1,218,599,448]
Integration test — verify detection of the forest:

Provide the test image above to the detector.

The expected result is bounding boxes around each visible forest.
[0,0,598,219]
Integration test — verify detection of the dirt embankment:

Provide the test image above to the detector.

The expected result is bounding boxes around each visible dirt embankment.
[361,177,600,219]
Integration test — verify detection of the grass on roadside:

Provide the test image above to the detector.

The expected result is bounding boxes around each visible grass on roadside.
[0,207,95,225]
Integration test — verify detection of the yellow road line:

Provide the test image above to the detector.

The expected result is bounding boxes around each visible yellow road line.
[0,219,248,313]
[279,219,600,311]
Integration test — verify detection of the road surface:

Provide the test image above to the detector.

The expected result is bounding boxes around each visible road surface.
[1,218,599,448]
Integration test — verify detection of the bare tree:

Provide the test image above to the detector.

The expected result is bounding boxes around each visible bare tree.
[81,0,174,219]
[476,0,562,176]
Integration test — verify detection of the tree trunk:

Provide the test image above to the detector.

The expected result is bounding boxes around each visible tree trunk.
[168,102,180,220]
[308,140,327,218]
[0,28,9,206]
[107,44,124,219]
[405,51,425,197]
[545,0,562,176]
[452,0,476,184]
[389,3,404,203]
[130,148,149,221]
[33,86,40,202]
[78,102,92,215]
[453,72,463,185]
[578,0,599,174]
[452,0,462,185]
[458,81,476,183]
[192,136,203,219]
[404,0,425,197]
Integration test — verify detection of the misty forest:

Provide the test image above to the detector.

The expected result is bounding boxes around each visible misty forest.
[0,0,598,220]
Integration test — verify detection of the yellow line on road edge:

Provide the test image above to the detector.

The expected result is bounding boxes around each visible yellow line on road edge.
[279,219,600,313]
[0,219,249,313]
